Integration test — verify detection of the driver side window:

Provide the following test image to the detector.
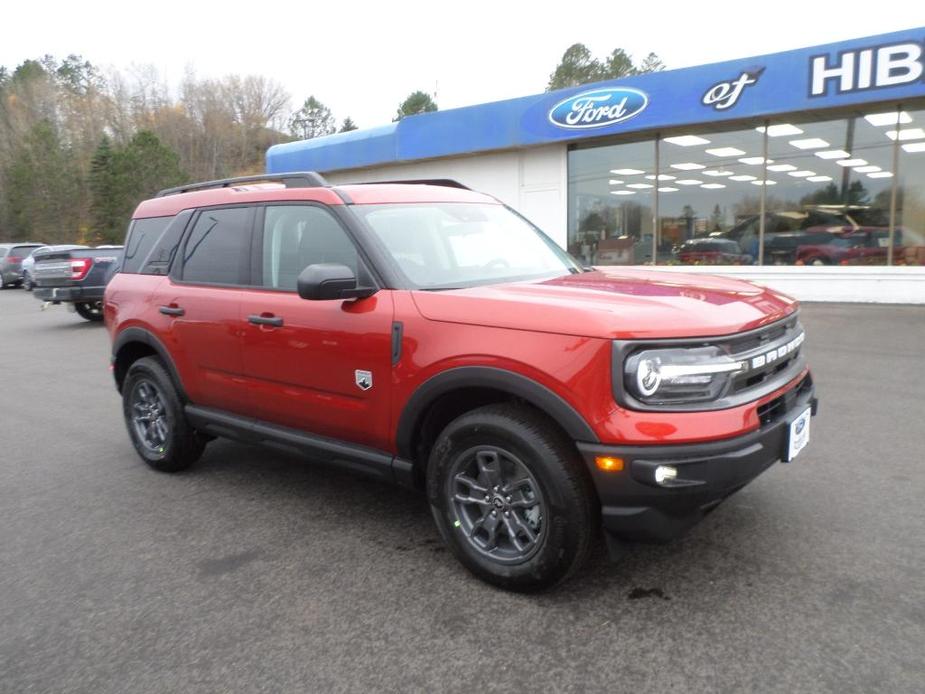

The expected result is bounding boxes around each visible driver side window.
[261,205,358,291]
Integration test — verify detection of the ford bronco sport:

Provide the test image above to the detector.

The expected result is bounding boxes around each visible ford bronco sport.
[105,172,817,591]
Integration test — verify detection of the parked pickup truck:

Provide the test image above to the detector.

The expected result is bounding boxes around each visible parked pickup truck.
[33,246,124,321]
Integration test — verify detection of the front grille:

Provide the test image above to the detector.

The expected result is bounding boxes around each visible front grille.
[757,374,813,426]
[725,317,805,397]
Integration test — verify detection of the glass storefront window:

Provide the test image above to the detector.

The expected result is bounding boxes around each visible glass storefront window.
[568,140,654,266]
[567,103,925,267]
[895,108,925,266]
[764,116,894,266]
[656,127,765,265]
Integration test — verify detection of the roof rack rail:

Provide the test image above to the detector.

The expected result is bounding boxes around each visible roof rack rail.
[156,172,328,198]
[354,178,470,190]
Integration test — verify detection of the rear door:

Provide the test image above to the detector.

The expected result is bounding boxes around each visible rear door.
[155,206,256,416]
[239,203,394,451]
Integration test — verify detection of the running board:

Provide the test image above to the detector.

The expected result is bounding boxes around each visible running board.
[185,405,415,487]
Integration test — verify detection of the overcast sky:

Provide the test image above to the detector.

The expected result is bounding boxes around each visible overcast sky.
[5,1,925,128]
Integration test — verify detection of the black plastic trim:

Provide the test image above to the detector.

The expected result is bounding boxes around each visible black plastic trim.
[391,321,403,365]
[157,171,328,197]
[111,327,187,399]
[185,405,396,482]
[396,366,599,458]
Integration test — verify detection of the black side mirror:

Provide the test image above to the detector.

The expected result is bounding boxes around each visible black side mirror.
[297,263,376,301]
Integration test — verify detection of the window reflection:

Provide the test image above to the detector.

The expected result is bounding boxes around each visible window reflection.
[895,108,925,266]
[566,104,925,267]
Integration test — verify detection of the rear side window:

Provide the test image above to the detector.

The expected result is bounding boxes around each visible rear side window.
[122,217,173,274]
[11,245,40,257]
[181,207,253,285]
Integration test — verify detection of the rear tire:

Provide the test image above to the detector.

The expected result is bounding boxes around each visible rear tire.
[75,301,104,321]
[427,403,596,592]
[122,356,205,472]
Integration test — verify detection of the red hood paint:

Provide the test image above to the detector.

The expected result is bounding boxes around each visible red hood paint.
[411,268,798,339]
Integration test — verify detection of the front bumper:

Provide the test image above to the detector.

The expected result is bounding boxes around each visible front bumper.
[577,376,817,543]
[33,285,104,303]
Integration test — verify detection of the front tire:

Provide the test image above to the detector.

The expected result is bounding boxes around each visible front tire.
[427,403,595,591]
[122,356,205,472]
[75,301,104,321]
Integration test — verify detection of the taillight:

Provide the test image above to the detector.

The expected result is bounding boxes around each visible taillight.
[6,256,21,264]
[71,258,93,280]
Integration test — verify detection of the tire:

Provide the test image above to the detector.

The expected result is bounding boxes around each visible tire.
[427,403,595,592]
[75,301,104,321]
[122,356,206,472]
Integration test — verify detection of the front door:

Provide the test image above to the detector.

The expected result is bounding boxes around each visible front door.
[239,203,394,452]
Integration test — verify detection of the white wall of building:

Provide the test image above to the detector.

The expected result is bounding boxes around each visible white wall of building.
[326,145,569,248]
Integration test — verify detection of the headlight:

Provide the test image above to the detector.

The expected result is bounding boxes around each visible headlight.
[624,346,746,405]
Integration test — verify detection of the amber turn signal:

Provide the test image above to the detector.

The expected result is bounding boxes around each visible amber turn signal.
[595,456,624,472]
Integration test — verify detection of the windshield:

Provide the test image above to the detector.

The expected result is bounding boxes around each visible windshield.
[353,202,581,289]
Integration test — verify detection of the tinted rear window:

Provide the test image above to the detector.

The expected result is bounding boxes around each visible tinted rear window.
[181,207,253,285]
[122,217,173,274]
[10,246,41,258]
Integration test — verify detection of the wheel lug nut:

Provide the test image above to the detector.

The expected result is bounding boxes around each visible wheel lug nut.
[484,495,490,502]
[506,496,512,502]
[491,510,498,517]
[504,510,510,517]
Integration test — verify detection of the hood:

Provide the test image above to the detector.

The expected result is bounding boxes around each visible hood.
[411,268,797,340]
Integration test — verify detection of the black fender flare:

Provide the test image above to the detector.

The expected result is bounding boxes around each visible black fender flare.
[112,327,187,400]
[395,366,599,458]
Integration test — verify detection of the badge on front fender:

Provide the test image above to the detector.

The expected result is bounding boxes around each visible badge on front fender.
[355,370,373,391]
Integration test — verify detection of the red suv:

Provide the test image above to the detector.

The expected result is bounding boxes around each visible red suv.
[105,173,817,591]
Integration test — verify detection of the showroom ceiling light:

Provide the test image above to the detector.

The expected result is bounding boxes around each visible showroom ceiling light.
[864,111,911,126]
[705,147,746,157]
[787,170,816,177]
[611,168,645,175]
[729,174,757,181]
[627,183,654,189]
[807,175,833,182]
[836,158,867,167]
[701,183,726,189]
[675,179,703,185]
[751,180,777,185]
[815,149,851,159]
[658,187,679,192]
[610,190,636,195]
[853,165,881,173]
[609,179,624,185]
[903,142,925,153]
[645,174,676,180]
[739,156,773,165]
[767,164,798,172]
[789,138,830,149]
[867,171,894,178]
[663,135,711,146]
[757,124,804,137]
[886,128,925,141]
[702,169,733,176]
[670,162,706,170]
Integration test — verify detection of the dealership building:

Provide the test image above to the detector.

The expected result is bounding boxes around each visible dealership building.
[267,28,925,303]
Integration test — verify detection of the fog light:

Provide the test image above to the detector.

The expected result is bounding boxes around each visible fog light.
[654,465,678,485]
[596,456,624,472]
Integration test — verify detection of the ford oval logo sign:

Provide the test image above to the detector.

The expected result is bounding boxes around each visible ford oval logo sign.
[548,87,648,130]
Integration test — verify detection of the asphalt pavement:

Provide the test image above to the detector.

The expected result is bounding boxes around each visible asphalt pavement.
[0,289,922,693]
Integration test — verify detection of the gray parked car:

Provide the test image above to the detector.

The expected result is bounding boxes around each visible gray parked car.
[0,242,43,288]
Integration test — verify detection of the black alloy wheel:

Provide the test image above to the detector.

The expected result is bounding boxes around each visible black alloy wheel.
[122,356,205,472]
[427,403,595,591]
[448,447,546,563]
